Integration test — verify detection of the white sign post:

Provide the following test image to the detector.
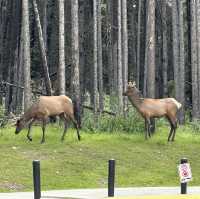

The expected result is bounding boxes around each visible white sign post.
[178,163,192,183]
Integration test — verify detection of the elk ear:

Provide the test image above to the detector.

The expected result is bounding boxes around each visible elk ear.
[128,81,133,86]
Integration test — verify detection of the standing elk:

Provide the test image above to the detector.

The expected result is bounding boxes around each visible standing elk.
[15,95,81,143]
[123,82,182,141]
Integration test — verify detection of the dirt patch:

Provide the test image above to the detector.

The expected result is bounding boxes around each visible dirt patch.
[0,182,25,191]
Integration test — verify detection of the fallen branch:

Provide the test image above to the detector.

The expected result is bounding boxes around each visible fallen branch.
[83,105,116,116]
[0,81,44,95]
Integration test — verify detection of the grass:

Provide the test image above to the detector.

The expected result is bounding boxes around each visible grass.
[0,122,200,193]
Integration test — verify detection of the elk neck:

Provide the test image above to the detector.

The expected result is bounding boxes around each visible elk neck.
[128,92,143,111]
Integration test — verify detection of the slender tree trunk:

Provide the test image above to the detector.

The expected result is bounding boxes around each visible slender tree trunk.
[93,0,98,118]
[136,0,142,88]
[146,0,155,98]
[107,0,114,108]
[41,0,47,48]
[32,0,52,96]
[97,0,103,112]
[22,0,31,111]
[71,0,80,102]
[58,0,65,95]
[177,0,185,123]
[196,0,200,118]
[117,0,123,114]
[162,0,168,97]
[190,0,199,119]
[172,0,185,123]
[121,0,128,115]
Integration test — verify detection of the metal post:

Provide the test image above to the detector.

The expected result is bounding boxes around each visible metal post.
[33,160,41,199]
[108,159,115,197]
[180,158,188,194]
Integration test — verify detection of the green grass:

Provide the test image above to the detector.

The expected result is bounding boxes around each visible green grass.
[0,123,200,192]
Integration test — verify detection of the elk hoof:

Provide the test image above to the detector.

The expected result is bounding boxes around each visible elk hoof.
[27,137,32,141]
[78,135,81,141]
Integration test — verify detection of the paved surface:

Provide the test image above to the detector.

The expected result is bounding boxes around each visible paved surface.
[111,196,200,199]
[0,187,200,199]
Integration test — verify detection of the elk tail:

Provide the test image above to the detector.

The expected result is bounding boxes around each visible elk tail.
[73,98,81,129]
[171,98,182,110]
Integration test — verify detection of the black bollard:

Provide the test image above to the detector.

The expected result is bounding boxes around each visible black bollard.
[33,160,41,199]
[180,158,188,194]
[108,159,115,197]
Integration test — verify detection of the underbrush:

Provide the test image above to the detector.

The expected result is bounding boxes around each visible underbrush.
[82,108,145,134]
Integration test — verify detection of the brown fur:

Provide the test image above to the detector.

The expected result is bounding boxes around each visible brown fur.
[15,95,81,143]
[123,82,182,141]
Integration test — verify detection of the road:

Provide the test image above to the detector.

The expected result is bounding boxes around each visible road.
[0,187,200,199]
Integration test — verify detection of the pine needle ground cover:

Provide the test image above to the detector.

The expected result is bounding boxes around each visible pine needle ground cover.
[0,124,200,192]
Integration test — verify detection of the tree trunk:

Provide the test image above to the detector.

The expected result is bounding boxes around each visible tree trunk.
[22,0,31,111]
[117,0,123,114]
[97,0,104,112]
[58,0,65,95]
[162,0,168,97]
[79,0,85,108]
[32,0,52,96]
[136,0,142,87]
[195,0,200,119]
[93,0,98,119]
[177,0,185,124]
[121,0,128,115]
[172,0,185,123]
[146,0,155,98]
[71,0,80,102]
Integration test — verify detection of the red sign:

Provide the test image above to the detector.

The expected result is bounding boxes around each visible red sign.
[178,163,192,183]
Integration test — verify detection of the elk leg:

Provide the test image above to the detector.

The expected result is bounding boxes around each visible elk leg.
[67,114,81,141]
[171,120,177,141]
[60,113,68,141]
[167,124,174,142]
[145,118,151,140]
[27,119,35,141]
[41,119,47,144]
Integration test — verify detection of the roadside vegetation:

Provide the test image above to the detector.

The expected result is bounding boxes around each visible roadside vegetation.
[0,110,200,192]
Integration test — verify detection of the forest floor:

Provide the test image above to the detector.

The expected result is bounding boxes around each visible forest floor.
[0,124,200,192]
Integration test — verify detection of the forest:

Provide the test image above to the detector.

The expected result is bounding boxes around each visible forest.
[0,0,199,126]
[2,0,200,194]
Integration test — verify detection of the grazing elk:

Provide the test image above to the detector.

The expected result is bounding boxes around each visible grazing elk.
[15,95,81,143]
[123,82,182,141]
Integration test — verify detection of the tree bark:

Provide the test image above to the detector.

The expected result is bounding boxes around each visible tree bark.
[162,0,168,97]
[32,0,52,96]
[177,0,185,123]
[93,0,98,119]
[121,0,128,115]
[146,0,155,98]
[117,0,123,114]
[97,0,104,112]
[22,0,31,111]
[58,0,65,95]
[136,0,142,87]
[71,0,80,102]
[172,0,185,123]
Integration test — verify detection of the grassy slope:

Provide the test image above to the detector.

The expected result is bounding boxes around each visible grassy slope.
[0,124,200,192]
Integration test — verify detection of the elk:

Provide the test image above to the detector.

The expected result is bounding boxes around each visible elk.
[15,95,81,143]
[123,82,182,141]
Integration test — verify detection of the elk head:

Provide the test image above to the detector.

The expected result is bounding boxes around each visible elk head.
[15,118,25,134]
[123,81,137,96]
